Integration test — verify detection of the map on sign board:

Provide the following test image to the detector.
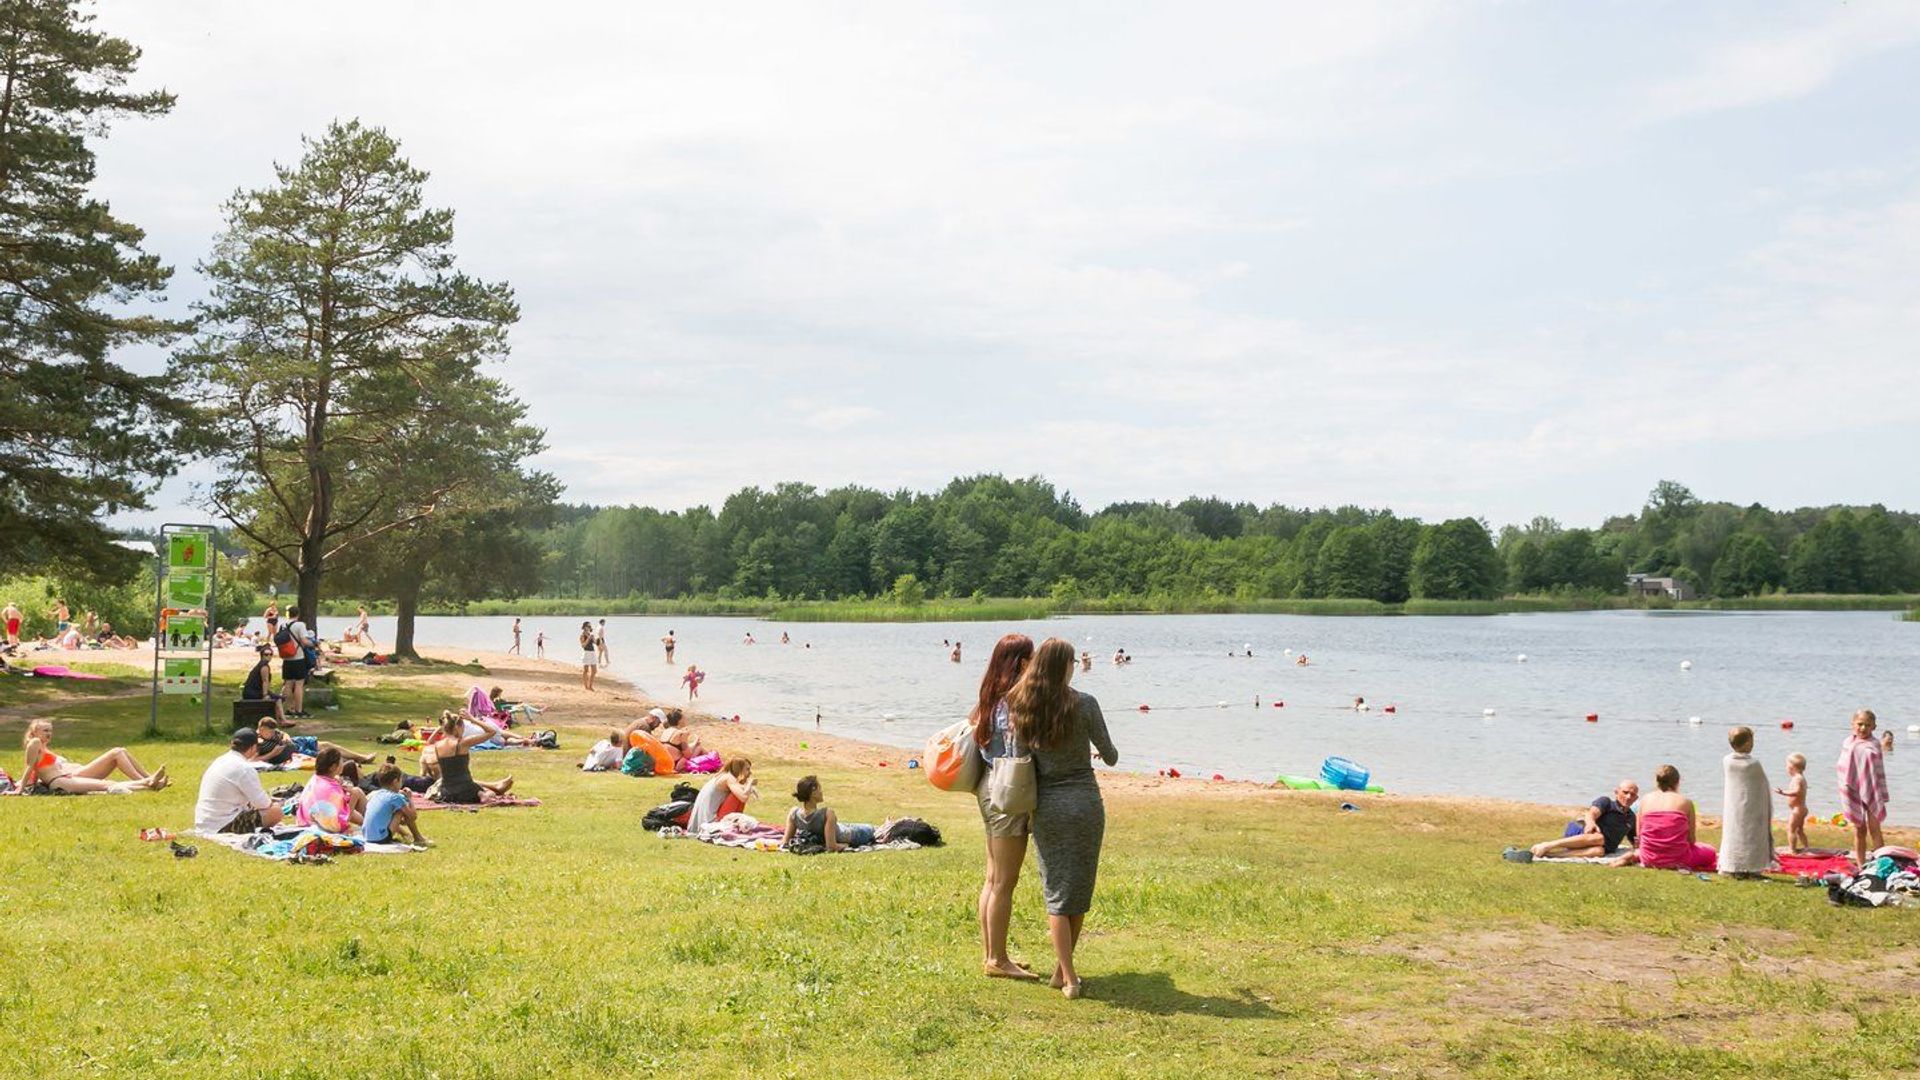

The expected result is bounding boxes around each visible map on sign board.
[160,658,204,695]
[169,532,211,570]
[166,571,209,609]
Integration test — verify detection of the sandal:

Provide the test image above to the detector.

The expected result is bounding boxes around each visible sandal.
[984,963,1040,981]
[1062,980,1084,1000]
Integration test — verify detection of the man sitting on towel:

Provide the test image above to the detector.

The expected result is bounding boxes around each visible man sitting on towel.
[1530,780,1639,860]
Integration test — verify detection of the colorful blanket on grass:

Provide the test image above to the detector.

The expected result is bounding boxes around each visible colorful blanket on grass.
[195,828,422,861]
[1775,851,1857,878]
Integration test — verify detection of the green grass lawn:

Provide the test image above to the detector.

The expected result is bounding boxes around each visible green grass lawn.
[3,682,1918,1078]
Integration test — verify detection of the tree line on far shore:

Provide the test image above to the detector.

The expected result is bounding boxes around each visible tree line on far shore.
[528,478,1920,606]
[5,4,1918,660]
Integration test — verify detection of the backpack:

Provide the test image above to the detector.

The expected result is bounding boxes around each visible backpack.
[669,782,701,804]
[877,818,943,847]
[642,799,692,831]
[532,729,559,750]
[274,626,296,658]
[620,747,655,777]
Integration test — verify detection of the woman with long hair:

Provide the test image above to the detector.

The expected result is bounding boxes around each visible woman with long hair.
[21,719,168,793]
[972,633,1037,980]
[1006,636,1118,999]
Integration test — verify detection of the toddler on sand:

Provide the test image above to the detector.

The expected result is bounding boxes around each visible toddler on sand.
[1775,752,1808,853]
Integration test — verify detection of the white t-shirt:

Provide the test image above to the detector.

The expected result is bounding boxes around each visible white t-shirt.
[582,739,622,772]
[195,750,273,832]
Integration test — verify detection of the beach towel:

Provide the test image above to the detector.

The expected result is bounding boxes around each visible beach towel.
[28,665,107,681]
[1775,851,1856,878]
[196,828,420,861]
[1535,850,1636,865]
[1637,809,1718,871]
[680,751,722,774]
[408,792,543,811]
[1837,734,1888,825]
[1718,751,1775,874]
[681,813,924,854]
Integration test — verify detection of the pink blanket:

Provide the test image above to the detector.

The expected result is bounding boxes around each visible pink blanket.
[31,665,106,681]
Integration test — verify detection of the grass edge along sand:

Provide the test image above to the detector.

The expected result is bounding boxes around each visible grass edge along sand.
[1,653,1918,1079]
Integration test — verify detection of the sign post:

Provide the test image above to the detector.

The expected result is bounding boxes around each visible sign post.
[149,524,218,736]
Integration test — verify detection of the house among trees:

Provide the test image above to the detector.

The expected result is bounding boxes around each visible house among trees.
[1626,573,1695,601]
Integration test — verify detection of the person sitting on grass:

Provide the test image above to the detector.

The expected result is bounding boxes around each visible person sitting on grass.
[254,718,373,768]
[622,707,673,744]
[20,719,168,794]
[94,621,138,650]
[194,728,282,833]
[426,711,516,804]
[360,764,427,845]
[1527,780,1639,860]
[686,758,756,833]
[658,710,704,765]
[781,775,876,852]
[1609,765,1717,871]
[295,746,365,834]
[581,729,624,772]
[241,645,287,723]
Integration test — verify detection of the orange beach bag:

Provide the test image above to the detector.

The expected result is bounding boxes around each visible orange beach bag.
[925,720,983,792]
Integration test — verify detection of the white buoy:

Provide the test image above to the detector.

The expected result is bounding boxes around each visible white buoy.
[881,713,896,722]
[1216,701,1227,708]
[1283,648,1293,656]
[1909,725,1919,735]
[1482,707,1496,717]
[1688,716,1703,725]
[1680,660,1693,671]
[1516,654,1528,663]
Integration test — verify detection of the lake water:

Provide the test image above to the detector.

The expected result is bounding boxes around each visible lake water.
[337,611,1920,823]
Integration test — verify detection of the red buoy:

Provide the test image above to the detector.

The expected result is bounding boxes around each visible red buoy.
[1212,772,1224,781]
[1167,767,1181,778]
[1272,701,1285,708]
[1585,713,1598,723]
[1383,705,1397,714]
[1138,704,1151,712]
[1781,720,1794,730]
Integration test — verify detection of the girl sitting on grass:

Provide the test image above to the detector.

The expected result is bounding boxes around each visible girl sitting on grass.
[686,758,755,833]
[294,747,364,834]
[20,719,168,794]
[781,775,876,852]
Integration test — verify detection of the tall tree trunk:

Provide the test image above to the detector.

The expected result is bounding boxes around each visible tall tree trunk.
[393,578,422,661]
[297,561,322,630]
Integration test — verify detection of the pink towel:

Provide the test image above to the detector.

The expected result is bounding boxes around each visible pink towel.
[1836,735,1888,825]
[1637,809,1718,871]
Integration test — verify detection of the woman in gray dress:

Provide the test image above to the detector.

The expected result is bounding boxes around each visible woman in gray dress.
[1006,636,1119,999]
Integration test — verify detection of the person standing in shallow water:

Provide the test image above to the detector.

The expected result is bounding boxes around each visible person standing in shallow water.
[578,621,597,692]
[509,617,521,655]
[1007,636,1119,1000]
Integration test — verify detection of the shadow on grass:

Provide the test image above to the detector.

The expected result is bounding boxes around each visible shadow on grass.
[1090,971,1282,1019]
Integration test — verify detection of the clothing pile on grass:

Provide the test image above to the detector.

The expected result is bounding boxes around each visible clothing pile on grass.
[1827,846,1920,908]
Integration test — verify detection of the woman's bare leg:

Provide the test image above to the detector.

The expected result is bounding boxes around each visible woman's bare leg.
[981,835,1031,973]
[1048,914,1080,992]
[480,776,515,796]
[74,747,151,781]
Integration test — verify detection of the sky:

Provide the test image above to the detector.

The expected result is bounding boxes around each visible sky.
[89,1,1920,529]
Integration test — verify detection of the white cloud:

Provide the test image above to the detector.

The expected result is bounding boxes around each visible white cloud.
[1642,6,1920,121]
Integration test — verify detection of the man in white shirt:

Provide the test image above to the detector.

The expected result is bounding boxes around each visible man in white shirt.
[194,728,284,834]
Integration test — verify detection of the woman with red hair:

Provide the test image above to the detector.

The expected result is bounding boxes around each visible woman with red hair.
[972,632,1037,980]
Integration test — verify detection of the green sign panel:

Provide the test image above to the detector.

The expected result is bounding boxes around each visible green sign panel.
[169,532,211,571]
[166,571,209,609]
[160,658,204,695]
[162,616,206,650]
